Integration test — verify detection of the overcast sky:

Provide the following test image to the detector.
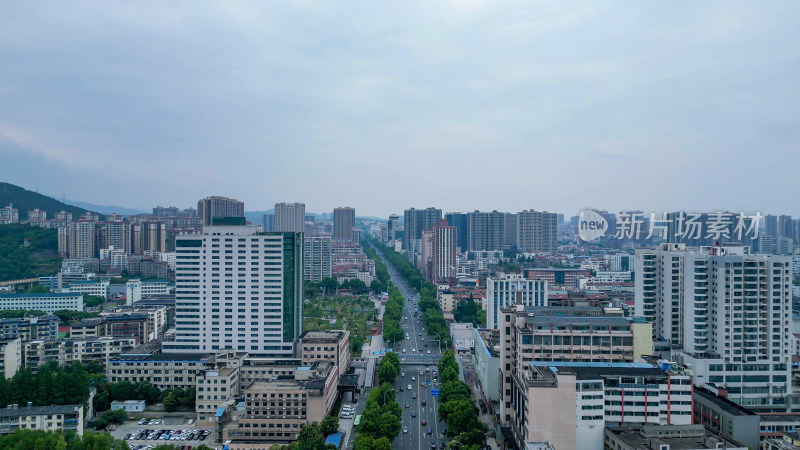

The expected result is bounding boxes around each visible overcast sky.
[1,1,799,218]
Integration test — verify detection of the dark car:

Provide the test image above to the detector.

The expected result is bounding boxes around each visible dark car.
[427,428,433,435]
[431,443,437,449]
[422,399,427,406]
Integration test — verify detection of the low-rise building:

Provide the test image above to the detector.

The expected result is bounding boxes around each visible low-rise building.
[107,352,214,390]
[473,329,500,403]
[604,424,747,450]
[65,280,109,298]
[0,293,83,313]
[226,360,338,445]
[299,330,350,381]
[0,316,59,342]
[501,362,693,450]
[764,431,800,450]
[25,336,138,372]
[438,290,456,320]
[450,323,475,354]
[0,404,84,436]
[692,386,760,450]
[196,367,240,425]
[0,338,21,378]
[110,400,145,413]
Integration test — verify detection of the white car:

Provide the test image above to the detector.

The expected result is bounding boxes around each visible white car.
[407,384,412,390]
[412,376,416,381]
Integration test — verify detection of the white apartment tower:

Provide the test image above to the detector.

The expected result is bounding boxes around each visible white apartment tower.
[635,243,793,411]
[163,225,304,357]
[274,202,306,233]
[433,222,457,284]
[486,273,548,329]
[303,236,332,282]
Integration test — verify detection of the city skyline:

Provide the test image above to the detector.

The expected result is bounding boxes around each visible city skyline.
[2,2,799,216]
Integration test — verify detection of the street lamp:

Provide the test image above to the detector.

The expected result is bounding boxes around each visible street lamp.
[382,387,395,405]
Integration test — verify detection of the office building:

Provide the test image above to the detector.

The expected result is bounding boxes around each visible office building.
[0,404,84,436]
[486,273,548,329]
[333,207,356,241]
[197,196,245,227]
[403,207,442,251]
[303,236,332,282]
[274,202,305,233]
[500,362,692,450]
[65,279,109,298]
[433,221,457,284]
[467,210,505,252]
[635,243,792,411]
[499,304,652,365]
[0,293,83,314]
[0,338,21,379]
[517,210,558,253]
[163,225,303,357]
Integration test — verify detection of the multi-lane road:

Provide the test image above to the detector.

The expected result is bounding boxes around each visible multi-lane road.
[376,248,446,450]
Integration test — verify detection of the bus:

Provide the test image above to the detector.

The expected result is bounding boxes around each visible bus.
[353,415,362,427]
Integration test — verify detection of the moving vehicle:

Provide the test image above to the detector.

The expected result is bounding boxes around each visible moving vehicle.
[427,428,433,435]
[421,420,427,425]
[408,384,412,390]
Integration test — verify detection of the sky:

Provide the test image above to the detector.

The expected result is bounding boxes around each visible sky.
[1,1,799,218]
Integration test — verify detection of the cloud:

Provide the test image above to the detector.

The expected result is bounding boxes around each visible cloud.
[0,1,799,216]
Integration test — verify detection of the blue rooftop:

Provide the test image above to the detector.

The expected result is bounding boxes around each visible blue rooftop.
[325,433,342,446]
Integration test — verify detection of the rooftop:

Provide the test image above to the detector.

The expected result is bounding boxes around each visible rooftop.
[111,352,212,362]
[0,293,81,298]
[531,361,668,380]
[301,330,347,343]
[0,404,82,418]
[693,386,756,416]
[606,424,746,449]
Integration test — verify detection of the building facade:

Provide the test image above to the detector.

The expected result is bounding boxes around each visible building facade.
[303,236,332,282]
[333,207,356,241]
[197,196,245,227]
[486,274,548,329]
[274,203,305,233]
[0,293,83,314]
[164,226,303,357]
[635,244,792,411]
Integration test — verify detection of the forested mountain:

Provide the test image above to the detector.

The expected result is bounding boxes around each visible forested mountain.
[0,224,60,281]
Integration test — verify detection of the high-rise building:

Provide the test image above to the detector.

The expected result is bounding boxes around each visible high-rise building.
[486,273,548,329]
[444,212,468,251]
[433,221,457,285]
[387,214,400,241]
[779,215,794,239]
[765,214,779,238]
[304,236,332,282]
[153,206,180,217]
[403,207,442,251]
[466,210,505,252]
[517,210,558,252]
[635,243,792,411]
[27,209,46,221]
[197,196,245,227]
[163,225,303,357]
[333,207,356,241]
[274,202,305,233]
[262,213,274,232]
[58,220,95,259]
[105,220,131,254]
[503,213,517,249]
[0,204,19,224]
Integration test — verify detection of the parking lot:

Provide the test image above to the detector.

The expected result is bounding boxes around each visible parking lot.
[109,417,220,450]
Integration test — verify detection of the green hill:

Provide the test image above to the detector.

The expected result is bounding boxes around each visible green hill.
[0,224,60,281]
[0,182,101,220]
